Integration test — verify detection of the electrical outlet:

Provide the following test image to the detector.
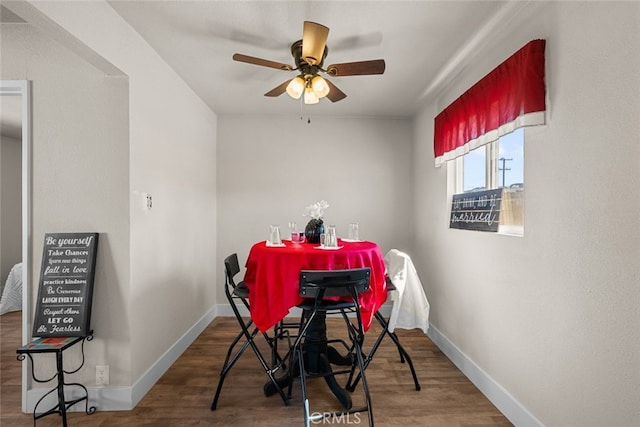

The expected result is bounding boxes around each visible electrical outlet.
[96,365,109,385]
[142,192,152,211]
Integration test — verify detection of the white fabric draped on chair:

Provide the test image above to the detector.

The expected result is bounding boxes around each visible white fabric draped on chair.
[384,250,430,334]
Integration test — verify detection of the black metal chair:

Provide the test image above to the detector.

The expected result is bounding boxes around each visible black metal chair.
[287,268,374,427]
[210,253,289,410]
[347,248,426,392]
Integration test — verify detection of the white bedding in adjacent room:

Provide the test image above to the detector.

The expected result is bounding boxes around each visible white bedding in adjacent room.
[0,262,22,315]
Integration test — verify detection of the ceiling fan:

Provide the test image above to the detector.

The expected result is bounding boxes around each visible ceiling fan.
[232,21,385,104]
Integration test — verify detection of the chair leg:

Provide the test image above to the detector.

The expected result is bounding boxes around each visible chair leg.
[346,310,385,392]
[352,328,374,427]
[211,328,255,410]
[347,311,420,392]
[297,343,312,427]
[211,309,290,410]
[383,326,420,391]
[246,333,290,406]
[341,310,374,427]
[270,320,294,368]
[297,310,374,427]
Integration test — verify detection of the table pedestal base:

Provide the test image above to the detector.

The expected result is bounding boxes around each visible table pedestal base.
[264,312,353,409]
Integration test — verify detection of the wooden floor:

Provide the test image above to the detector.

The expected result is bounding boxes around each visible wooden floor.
[1,311,512,426]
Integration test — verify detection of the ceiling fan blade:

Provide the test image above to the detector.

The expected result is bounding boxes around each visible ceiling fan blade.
[233,53,293,71]
[325,79,347,102]
[264,80,291,97]
[326,59,386,76]
[302,21,329,66]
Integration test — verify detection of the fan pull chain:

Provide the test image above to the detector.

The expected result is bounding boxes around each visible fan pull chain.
[299,96,303,121]
[298,96,311,124]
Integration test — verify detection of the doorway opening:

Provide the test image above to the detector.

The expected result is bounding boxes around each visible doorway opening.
[1,80,32,411]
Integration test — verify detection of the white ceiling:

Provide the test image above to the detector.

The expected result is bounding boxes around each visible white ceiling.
[107,1,509,118]
[1,1,512,138]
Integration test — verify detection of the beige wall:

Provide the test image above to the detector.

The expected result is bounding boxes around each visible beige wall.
[2,0,218,409]
[217,114,413,300]
[4,1,639,424]
[412,2,640,426]
[1,18,132,389]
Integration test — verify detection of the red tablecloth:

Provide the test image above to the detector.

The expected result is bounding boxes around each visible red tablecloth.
[244,239,388,333]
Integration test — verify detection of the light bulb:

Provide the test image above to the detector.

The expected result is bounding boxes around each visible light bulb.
[304,87,319,104]
[286,76,305,99]
[311,76,330,98]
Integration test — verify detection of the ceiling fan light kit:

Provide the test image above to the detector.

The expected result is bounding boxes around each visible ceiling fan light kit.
[311,76,330,98]
[304,87,319,105]
[233,21,385,105]
[286,76,305,99]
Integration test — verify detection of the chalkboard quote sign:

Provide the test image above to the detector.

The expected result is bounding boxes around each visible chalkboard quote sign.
[32,233,99,337]
[450,189,503,232]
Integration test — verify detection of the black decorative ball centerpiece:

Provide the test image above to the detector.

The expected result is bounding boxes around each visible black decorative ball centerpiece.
[304,218,325,244]
[302,200,329,244]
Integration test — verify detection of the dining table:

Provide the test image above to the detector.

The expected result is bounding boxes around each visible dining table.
[242,237,388,408]
[243,238,388,333]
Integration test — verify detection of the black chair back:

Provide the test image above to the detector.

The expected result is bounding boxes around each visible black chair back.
[299,268,371,299]
[224,253,241,288]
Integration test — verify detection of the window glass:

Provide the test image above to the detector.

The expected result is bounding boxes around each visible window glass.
[497,127,524,188]
[453,128,525,236]
[462,146,486,192]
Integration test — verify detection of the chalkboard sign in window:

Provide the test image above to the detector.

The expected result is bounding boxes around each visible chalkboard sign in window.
[450,189,503,232]
[32,233,99,337]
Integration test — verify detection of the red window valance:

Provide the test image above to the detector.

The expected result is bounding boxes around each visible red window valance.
[434,39,546,166]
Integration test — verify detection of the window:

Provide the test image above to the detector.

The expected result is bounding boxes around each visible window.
[435,40,545,236]
[455,128,524,235]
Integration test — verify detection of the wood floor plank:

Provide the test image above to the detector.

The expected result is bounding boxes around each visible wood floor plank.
[1,312,512,426]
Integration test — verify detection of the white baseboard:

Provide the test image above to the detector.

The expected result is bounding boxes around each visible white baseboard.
[427,324,544,427]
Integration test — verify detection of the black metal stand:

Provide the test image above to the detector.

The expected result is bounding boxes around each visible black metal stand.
[17,332,96,427]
